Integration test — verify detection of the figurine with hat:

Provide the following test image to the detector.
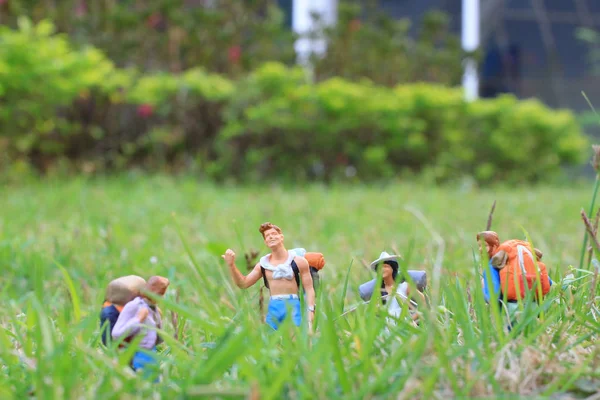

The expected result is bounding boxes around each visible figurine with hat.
[358,251,427,325]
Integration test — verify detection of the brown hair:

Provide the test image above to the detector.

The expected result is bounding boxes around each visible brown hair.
[259,222,282,238]
[144,276,170,297]
[476,231,500,247]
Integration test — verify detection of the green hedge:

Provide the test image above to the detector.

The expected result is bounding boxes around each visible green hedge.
[0,20,590,184]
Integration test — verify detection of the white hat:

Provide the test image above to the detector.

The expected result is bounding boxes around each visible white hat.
[369,251,401,270]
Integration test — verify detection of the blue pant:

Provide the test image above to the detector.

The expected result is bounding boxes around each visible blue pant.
[132,347,159,382]
[266,296,302,330]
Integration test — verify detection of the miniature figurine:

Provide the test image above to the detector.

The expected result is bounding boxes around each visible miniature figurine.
[100,275,147,346]
[364,251,427,326]
[477,231,553,306]
[222,222,316,332]
[111,276,170,380]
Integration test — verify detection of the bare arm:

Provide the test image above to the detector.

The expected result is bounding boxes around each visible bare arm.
[222,249,263,289]
[296,257,316,322]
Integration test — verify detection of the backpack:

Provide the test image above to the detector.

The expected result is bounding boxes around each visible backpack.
[260,249,325,291]
[492,239,551,301]
[100,275,146,347]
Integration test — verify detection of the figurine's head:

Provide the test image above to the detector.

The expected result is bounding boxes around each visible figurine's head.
[142,276,170,304]
[534,248,543,261]
[476,231,500,258]
[381,260,399,282]
[370,251,400,282]
[259,222,284,250]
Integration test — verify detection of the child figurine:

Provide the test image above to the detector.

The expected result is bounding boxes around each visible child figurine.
[222,222,316,333]
[100,275,147,346]
[367,251,426,326]
[112,276,170,380]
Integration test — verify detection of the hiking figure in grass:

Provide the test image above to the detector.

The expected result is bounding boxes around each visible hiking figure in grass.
[478,231,553,311]
[100,275,147,347]
[222,222,316,333]
[111,276,170,381]
[367,251,426,327]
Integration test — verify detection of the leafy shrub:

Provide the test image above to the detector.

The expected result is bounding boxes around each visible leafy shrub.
[0,21,589,184]
[1,0,466,87]
[0,18,118,169]
[311,3,466,86]
[1,0,298,77]
[217,63,589,184]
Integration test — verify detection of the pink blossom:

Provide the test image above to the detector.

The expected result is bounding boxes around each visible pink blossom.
[228,45,242,64]
[75,1,87,17]
[349,19,361,32]
[137,104,154,118]
[146,13,162,29]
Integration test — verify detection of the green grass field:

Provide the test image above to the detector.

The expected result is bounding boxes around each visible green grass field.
[1,176,600,399]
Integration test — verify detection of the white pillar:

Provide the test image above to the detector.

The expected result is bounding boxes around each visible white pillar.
[462,0,480,101]
[293,0,338,67]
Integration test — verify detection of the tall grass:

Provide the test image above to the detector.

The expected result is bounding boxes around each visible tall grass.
[0,176,599,398]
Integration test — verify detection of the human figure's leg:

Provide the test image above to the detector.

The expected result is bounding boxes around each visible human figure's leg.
[289,298,302,327]
[132,348,159,382]
[266,299,286,330]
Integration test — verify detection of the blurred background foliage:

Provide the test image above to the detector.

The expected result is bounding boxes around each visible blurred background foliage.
[0,0,591,185]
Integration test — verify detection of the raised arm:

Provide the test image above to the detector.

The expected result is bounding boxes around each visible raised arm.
[222,249,263,289]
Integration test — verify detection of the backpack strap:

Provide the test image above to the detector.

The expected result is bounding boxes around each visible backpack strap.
[291,260,300,288]
[261,261,301,289]
[261,266,269,289]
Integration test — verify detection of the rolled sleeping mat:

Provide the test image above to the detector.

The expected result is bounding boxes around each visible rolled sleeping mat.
[105,275,147,306]
[358,270,427,302]
[290,248,326,270]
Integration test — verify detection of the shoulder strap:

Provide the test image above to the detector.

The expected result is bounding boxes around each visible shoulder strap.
[261,261,301,289]
[291,260,300,288]
[260,266,269,289]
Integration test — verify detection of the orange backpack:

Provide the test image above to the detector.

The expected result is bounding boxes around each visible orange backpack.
[494,239,551,301]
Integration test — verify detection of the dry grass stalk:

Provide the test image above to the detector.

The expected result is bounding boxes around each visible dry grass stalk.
[170,288,181,341]
[244,249,261,321]
[592,144,600,172]
[581,209,600,310]
[589,263,599,312]
[587,208,600,263]
[581,209,600,252]
[486,200,497,231]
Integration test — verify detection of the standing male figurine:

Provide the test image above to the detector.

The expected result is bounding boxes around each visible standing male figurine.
[112,276,170,380]
[222,222,316,332]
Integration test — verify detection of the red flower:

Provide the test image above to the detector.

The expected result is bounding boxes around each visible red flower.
[137,104,154,118]
[349,19,361,32]
[228,45,242,64]
[146,12,162,29]
[75,1,87,17]
[336,153,348,164]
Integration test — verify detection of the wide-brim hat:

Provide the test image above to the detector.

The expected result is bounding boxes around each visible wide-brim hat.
[369,251,401,270]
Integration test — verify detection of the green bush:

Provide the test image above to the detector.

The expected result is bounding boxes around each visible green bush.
[1,1,465,88]
[311,3,466,86]
[0,20,589,184]
[0,18,116,169]
[0,19,235,173]
[217,63,588,184]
